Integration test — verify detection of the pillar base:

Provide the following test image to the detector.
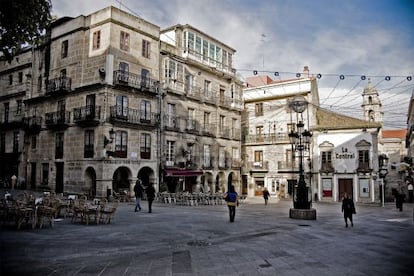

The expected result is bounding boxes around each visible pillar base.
[289,208,317,220]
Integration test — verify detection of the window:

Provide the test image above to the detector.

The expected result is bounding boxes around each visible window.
[185,74,194,94]
[219,146,226,168]
[31,135,37,149]
[166,103,176,128]
[204,80,211,95]
[358,150,370,170]
[232,118,238,138]
[255,103,263,116]
[166,140,175,166]
[55,133,64,159]
[202,40,209,62]
[142,39,150,58]
[254,151,263,167]
[140,100,151,122]
[256,126,264,142]
[18,72,23,83]
[203,112,210,128]
[13,132,19,153]
[321,151,333,170]
[116,95,129,119]
[286,149,294,167]
[115,131,128,158]
[359,178,369,198]
[118,62,129,83]
[187,108,196,130]
[84,130,94,158]
[0,133,5,153]
[219,115,225,132]
[61,40,68,58]
[9,74,12,85]
[203,144,211,168]
[4,102,9,122]
[188,32,194,51]
[57,100,66,123]
[322,178,333,197]
[16,100,22,115]
[38,76,42,92]
[140,133,151,159]
[93,30,101,50]
[120,31,130,51]
[42,163,49,185]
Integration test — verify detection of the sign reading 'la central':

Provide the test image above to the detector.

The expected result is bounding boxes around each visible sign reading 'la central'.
[335,147,355,159]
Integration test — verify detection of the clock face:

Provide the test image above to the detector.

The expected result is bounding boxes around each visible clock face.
[288,96,308,113]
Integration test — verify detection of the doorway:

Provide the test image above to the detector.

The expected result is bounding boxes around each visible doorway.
[55,162,64,193]
[338,178,353,200]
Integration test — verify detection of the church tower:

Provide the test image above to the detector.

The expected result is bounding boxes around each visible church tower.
[362,79,383,123]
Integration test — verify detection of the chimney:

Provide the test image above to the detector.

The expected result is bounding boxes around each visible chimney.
[303,66,309,77]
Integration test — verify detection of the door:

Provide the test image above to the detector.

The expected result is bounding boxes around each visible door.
[55,162,64,194]
[338,179,353,200]
[86,94,96,118]
[30,162,36,190]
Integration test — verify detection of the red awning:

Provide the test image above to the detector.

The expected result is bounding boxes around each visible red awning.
[164,169,203,177]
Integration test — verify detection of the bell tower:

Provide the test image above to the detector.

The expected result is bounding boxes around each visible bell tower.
[362,79,383,123]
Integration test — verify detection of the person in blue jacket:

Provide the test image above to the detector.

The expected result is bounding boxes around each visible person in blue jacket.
[224,185,238,222]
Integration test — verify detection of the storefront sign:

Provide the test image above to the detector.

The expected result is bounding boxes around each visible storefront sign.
[335,147,355,159]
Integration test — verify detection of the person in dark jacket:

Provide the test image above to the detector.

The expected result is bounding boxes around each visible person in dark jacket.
[224,185,238,222]
[341,193,356,228]
[133,179,143,212]
[263,187,270,205]
[145,183,156,213]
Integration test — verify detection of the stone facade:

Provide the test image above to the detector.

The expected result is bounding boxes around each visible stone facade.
[0,6,243,197]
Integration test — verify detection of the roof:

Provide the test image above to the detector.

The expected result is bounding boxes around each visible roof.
[382,129,407,139]
[315,107,382,131]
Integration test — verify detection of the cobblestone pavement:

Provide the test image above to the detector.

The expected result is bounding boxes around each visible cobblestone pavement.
[1,192,413,276]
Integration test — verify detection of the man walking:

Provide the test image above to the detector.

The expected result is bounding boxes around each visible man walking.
[134,179,143,212]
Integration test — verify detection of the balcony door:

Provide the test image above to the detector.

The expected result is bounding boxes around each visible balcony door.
[86,94,95,118]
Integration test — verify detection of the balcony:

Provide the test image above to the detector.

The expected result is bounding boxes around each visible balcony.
[23,116,42,134]
[46,76,72,96]
[45,111,71,129]
[185,119,200,134]
[113,71,158,94]
[186,85,202,101]
[164,114,181,132]
[357,162,372,173]
[201,123,216,137]
[320,163,334,173]
[202,156,216,170]
[0,109,24,130]
[73,106,101,127]
[202,89,217,105]
[247,161,269,171]
[110,106,158,129]
[243,133,290,144]
[219,128,230,139]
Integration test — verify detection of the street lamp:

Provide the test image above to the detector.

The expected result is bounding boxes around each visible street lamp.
[288,96,316,219]
[378,154,389,207]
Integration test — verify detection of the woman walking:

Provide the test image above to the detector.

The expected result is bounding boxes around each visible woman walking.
[341,193,356,227]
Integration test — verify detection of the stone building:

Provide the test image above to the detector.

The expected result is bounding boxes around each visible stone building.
[159,25,243,193]
[0,48,33,189]
[242,70,383,203]
[0,6,243,197]
[242,69,319,198]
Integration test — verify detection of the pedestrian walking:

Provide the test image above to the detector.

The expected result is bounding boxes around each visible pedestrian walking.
[395,190,405,211]
[263,187,270,205]
[407,182,413,203]
[341,193,356,228]
[134,179,143,212]
[145,183,156,213]
[224,185,238,222]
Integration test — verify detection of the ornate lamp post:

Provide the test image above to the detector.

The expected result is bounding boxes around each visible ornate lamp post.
[378,154,389,207]
[288,96,316,219]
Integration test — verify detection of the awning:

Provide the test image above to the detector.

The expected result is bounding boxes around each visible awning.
[164,169,203,177]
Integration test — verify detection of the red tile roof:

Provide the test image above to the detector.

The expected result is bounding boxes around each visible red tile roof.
[382,129,407,139]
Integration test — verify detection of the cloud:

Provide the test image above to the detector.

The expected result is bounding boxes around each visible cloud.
[50,0,413,128]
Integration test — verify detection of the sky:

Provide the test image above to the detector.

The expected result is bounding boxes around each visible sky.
[51,0,414,129]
